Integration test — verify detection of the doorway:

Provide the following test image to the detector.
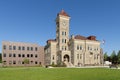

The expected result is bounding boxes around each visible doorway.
[64,54,69,62]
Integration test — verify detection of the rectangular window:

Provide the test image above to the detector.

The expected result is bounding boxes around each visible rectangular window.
[22,62,24,64]
[22,46,25,50]
[80,46,82,50]
[62,31,64,35]
[31,47,33,51]
[3,45,6,50]
[18,46,21,50]
[9,53,12,57]
[53,55,54,60]
[35,54,38,58]
[9,45,12,50]
[3,53,6,57]
[94,48,96,51]
[94,55,96,59]
[31,54,33,57]
[13,61,16,64]
[18,54,21,57]
[9,61,12,65]
[35,61,38,64]
[65,39,66,43]
[77,54,79,59]
[65,46,67,50]
[31,61,33,64]
[27,54,29,57]
[13,54,16,57]
[35,47,38,51]
[77,45,79,50]
[80,54,82,59]
[13,46,16,50]
[27,47,29,51]
[90,52,93,55]
[22,54,25,57]
[97,48,98,51]
[62,39,64,43]
[97,54,99,59]
[3,61,6,64]
[65,32,66,36]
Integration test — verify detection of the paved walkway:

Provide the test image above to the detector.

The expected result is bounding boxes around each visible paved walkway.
[67,66,109,68]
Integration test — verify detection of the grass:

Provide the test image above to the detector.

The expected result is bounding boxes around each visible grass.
[0,67,120,80]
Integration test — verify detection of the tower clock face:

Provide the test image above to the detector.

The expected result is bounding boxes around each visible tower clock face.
[62,20,67,26]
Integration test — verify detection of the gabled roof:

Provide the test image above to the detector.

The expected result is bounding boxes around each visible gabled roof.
[74,35,87,40]
[87,36,96,40]
[58,10,70,17]
[74,35,96,41]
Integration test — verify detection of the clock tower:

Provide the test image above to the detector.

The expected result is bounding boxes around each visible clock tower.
[45,10,102,67]
[56,10,70,51]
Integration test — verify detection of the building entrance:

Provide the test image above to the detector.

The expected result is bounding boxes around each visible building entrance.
[63,54,69,62]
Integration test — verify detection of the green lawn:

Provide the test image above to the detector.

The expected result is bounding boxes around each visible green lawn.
[0,67,120,80]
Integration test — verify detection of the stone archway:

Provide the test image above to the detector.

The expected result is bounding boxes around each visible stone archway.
[64,54,69,62]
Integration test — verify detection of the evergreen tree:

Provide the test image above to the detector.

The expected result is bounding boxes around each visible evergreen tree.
[104,52,108,61]
[117,50,120,64]
[110,51,118,64]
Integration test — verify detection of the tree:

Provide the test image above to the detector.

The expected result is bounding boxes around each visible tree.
[117,50,120,64]
[23,59,29,66]
[110,51,118,64]
[104,52,108,61]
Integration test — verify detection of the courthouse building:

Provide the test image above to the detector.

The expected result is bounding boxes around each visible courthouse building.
[2,41,44,66]
[44,10,103,67]
[2,10,103,67]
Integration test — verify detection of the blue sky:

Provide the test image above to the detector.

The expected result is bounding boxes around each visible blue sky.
[0,0,120,54]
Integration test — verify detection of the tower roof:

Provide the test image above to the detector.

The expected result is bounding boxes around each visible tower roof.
[58,10,70,17]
